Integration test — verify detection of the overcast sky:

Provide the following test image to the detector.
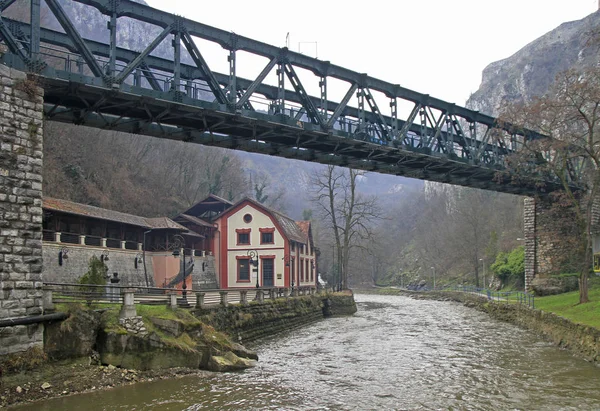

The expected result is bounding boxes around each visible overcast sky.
[146,0,597,107]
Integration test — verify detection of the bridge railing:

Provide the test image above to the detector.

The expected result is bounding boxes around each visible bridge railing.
[33,41,389,145]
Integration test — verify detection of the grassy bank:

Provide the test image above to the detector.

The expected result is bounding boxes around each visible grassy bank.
[535,277,600,329]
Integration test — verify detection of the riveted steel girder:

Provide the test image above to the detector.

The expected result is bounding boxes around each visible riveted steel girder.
[0,0,577,196]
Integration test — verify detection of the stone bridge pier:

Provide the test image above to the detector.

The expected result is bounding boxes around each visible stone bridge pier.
[0,65,45,355]
[524,197,580,294]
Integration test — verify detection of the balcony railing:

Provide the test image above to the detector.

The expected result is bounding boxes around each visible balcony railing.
[84,235,102,247]
[43,231,213,255]
[43,231,142,251]
[105,238,121,249]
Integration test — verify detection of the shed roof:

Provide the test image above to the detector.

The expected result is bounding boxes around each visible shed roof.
[43,197,187,231]
[177,214,215,228]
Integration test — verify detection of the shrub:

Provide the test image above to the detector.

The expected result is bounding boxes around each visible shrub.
[78,256,107,303]
[491,246,524,289]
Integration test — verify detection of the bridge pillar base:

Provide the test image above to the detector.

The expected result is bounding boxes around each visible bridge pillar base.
[0,66,45,355]
[524,196,581,295]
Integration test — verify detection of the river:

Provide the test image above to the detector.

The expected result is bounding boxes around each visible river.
[13,293,600,410]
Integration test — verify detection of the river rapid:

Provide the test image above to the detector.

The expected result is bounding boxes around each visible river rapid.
[13,293,600,410]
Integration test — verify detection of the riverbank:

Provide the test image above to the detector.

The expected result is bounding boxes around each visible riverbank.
[0,291,357,408]
[0,358,210,408]
[361,287,600,365]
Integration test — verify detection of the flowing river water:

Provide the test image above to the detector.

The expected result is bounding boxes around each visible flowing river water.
[13,293,600,410]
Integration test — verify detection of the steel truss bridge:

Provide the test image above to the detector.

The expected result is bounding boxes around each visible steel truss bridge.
[0,0,577,195]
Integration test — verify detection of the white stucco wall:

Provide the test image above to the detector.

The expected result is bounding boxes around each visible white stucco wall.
[226,204,286,288]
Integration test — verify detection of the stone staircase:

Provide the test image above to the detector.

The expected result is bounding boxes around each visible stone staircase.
[192,255,218,290]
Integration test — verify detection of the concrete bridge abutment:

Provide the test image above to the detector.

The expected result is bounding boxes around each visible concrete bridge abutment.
[0,65,45,355]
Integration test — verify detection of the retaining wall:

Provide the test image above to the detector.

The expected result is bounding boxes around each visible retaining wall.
[42,242,154,287]
[196,293,357,343]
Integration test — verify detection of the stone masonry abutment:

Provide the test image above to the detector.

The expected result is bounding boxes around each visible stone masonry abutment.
[524,196,579,293]
[0,66,44,355]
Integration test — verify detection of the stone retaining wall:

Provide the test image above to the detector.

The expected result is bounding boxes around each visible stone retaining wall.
[196,293,357,343]
[0,66,45,355]
[323,292,358,317]
[42,242,154,287]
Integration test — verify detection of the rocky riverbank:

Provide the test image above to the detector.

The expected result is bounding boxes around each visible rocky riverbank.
[0,358,209,408]
[0,292,358,408]
[364,288,600,366]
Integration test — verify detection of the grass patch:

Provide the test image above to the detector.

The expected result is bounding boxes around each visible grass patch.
[100,309,127,334]
[200,324,235,352]
[136,305,200,326]
[536,276,600,329]
[160,332,198,353]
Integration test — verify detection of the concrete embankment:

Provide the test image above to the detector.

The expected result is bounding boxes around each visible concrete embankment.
[381,289,600,365]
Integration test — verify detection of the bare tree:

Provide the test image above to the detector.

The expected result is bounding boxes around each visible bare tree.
[310,165,381,289]
[248,170,287,212]
[499,66,600,303]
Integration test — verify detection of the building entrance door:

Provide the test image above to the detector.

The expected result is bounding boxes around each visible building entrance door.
[262,258,274,287]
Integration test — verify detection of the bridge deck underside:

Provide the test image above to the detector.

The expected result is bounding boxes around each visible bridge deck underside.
[42,77,547,195]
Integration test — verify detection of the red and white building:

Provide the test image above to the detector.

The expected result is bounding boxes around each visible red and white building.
[176,195,317,290]
[41,194,317,291]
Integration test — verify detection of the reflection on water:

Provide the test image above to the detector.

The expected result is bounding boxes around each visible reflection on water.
[13,294,600,410]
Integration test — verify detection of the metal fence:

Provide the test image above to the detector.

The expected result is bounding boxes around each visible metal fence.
[444,285,535,309]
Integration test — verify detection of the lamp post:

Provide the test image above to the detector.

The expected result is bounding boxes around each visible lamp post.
[171,234,187,304]
[247,249,259,289]
[430,266,436,290]
[283,254,295,293]
[100,249,109,263]
[479,258,485,289]
[142,229,152,288]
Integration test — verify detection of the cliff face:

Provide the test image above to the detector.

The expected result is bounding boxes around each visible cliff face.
[466,11,600,116]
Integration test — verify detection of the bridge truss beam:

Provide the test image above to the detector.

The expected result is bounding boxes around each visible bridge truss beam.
[0,0,575,195]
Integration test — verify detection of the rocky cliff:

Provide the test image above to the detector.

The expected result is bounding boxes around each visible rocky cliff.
[467,10,600,116]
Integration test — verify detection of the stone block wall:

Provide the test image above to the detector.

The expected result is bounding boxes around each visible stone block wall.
[43,243,217,290]
[192,255,218,290]
[42,242,155,287]
[0,66,45,355]
[523,197,536,291]
[197,293,357,344]
[197,295,326,343]
[524,196,581,293]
